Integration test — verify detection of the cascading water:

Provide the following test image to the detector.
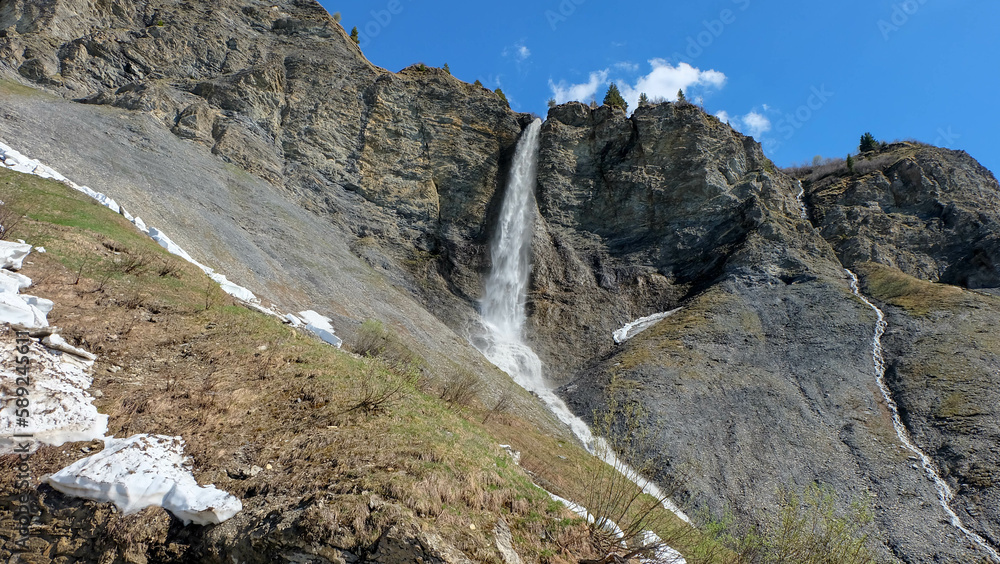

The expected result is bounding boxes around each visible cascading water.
[472,119,689,525]
[846,270,1000,562]
[795,179,809,220]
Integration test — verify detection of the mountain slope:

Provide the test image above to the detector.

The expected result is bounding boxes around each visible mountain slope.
[2,0,1000,562]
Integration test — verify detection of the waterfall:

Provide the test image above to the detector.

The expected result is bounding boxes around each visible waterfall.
[795,180,809,220]
[472,118,690,526]
[846,270,1000,562]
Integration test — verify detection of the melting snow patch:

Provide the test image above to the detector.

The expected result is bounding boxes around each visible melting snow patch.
[638,531,687,564]
[0,240,32,271]
[1,336,107,453]
[613,308,682,344]
[298,310,342,348]
[46,434,243,525]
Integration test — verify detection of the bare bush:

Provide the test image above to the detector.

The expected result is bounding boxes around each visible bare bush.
[706,483,878,564]
[351,318,423,370]
[111,251,151,275]
[346,360,416,414]
[0,189,29,241]
[482,385,514,424]
[439,369,480,408]
[581,374,690,562]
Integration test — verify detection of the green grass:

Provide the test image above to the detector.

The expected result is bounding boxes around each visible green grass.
[855,262,970,316]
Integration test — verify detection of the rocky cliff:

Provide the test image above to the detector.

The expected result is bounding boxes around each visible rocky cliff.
[2,0,1000,562]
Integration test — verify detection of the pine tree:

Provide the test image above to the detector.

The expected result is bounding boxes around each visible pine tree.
[473,79,483,88]
[495,88,508,105]
[603,83,627,112]
[859,132,878,152]
[350,27,359,45]
[638,92,649,107]
[443,63,450,75]
[547,98,557,109]
[846,154,855,174]
[676,89,686,103]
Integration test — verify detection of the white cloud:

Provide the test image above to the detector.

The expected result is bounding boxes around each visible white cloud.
[549,70,609,104]
[716,110,731,124]
[762,103,770,111]
[614,61,639,72]
[548,59,727,111]
[503,41,531,62]
[619,60,726,112]
[740,111,771,137]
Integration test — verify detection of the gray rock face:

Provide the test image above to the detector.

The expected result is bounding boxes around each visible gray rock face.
[529,101,830,382]
[807,144,1000,288]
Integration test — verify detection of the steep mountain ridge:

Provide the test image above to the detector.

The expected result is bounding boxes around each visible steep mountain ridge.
[2,0,1000,562]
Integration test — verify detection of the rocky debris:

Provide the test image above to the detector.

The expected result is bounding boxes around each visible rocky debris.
[493,518,523,564]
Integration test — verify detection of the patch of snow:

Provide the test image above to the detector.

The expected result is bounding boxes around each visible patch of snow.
[284,313,302,327]
[0,240,32,271]
[209,272,257,303]
[613,308,682,344]
[46,434,242,525]
[0,246,52,329]
[1,336,107,453]
[639,531,687,564]
[0,138,345,352]
[42,333,97,361]
[298,310,342,348]
[147,227,208,271]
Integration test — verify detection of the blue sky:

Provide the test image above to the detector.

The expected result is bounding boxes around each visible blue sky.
[322,0,999,173]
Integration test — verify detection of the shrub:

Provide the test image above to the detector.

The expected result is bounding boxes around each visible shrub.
[715,483,877,564]
[351,318,422,370]
[846,154,855,174]
[494,88,508,105]
[603,83,627,113]
[443,62,450,75]
[638,92,649,107]
[859,132,879,153]
[332,12,341,23]
[347,359,416,414]
[547,98,557,108]
[350,26,359,45]
[439,369,480,408]
[0,187,31,241]
[473,79,483,88]
[581,374,688,561]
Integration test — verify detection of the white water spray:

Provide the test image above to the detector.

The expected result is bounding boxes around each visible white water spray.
[846,269,1000,562]
[795,180,809,220]
[472,119,689,525]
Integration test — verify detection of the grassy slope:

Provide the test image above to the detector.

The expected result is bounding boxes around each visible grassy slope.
[0,168,713,562]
